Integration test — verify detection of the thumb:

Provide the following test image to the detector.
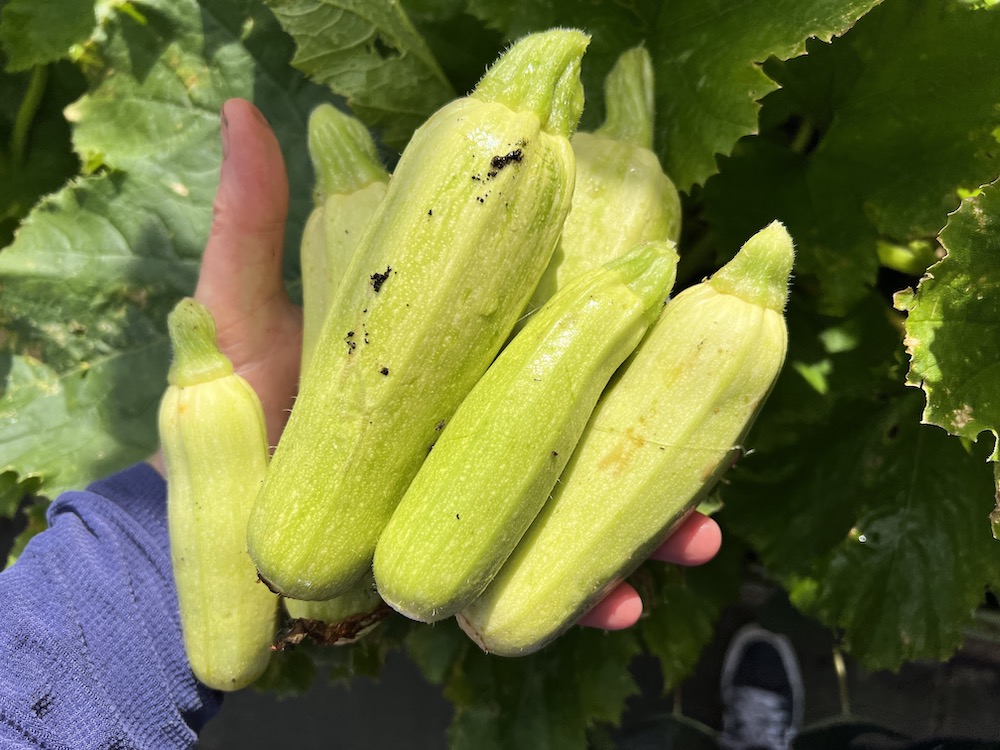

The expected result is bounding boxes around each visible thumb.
[194,98,301,447]
[195,98,290,330]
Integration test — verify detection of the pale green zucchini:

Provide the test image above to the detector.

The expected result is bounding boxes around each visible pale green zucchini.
[458,222,794,656]
[248,29,590,601]
[291,106,391,627]
[373,240,678,622]
[158,298,278,690]
[300,104,389,371]
[526,45,682,313]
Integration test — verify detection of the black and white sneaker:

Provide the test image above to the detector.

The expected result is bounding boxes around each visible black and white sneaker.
[718,624,805,750]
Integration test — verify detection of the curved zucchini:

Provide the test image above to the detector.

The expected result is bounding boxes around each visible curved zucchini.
[458,222,794,656]
[248,29,590,601]
[158,298,278,690]
[374,241,678,622]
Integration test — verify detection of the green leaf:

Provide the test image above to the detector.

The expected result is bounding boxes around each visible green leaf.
[263,0,456,151]
[802,1,1000,243]
[732,291,907,462]
[0,344,167,497]
[465,0,658,133]
[464,1,881,190]
[67,0,329,259]
[651,0,881,192]
[393,2,883,189]
[896,179,1000,460]
[427,619,641,750]
[0,0,331,498]
[810,399,998,669]
[0,0,97,71]
[721,292,906,572]
[702,139,881,315]
[0,467,40,519]
[724,376,1000,670]
[401,1,501,98]
[703,0,1000,313]
[722,288,1000,669]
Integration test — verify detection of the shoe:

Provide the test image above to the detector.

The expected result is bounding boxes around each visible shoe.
[718,624,804,750]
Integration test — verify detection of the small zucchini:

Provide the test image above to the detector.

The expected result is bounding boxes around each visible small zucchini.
[374,240,678,622]
[248,29,591,601]
[158,298,278,690]
[300,104,389,371]
[458,222,794,656]
[526,45,682,313]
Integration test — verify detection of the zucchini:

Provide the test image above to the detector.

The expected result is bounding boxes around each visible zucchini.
[374,240,678,622]
[248,29,591,601]
[526,45,682,313]
[300,104,389,371]
[290,106,391,627]
[158,298,278,690]
[458,222,794,656]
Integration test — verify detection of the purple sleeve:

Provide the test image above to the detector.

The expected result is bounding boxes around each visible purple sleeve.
[0,463,223,749]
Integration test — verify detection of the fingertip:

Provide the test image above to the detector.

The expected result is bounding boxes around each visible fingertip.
[577,583,643,630]
[215,99,289,229]
[650,512,722,566]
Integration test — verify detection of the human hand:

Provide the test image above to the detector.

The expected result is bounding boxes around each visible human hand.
[154,97,721,628]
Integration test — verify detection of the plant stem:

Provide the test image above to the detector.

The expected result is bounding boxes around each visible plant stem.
[832,646,851,717]
[11,66,48,169]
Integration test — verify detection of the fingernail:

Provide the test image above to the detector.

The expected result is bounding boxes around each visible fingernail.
[220,102,231,160]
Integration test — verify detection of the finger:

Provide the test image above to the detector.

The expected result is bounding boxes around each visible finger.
[195,98,291,337]
[649,511,722,566]
[194,98,301,446]
[577,582,643,630]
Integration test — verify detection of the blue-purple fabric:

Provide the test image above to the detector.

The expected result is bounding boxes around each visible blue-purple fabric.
[0,463,223,749]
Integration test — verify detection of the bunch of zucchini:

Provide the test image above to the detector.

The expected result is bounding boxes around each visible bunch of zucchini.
[157,28,793,687]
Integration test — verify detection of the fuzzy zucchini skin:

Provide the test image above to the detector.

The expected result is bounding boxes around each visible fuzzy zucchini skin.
[457,222,794,656]
[248,29,590,601]
[373,241,678,622]
[159,298,278,690]
[527,46,681,313]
